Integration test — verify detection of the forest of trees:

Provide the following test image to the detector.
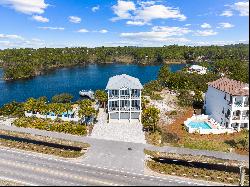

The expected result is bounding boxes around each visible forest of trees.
[0,43,248,80]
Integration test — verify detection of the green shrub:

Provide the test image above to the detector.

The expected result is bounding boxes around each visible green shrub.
[14,117,87,136]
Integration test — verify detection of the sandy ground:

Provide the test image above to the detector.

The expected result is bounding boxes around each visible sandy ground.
[0,116,16,126]
[147,89,179,125]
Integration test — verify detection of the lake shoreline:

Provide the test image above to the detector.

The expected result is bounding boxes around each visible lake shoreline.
[1,61,187,81]
[0,63,186,106]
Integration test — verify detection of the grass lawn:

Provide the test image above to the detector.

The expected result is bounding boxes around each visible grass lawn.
[145,149,249,186]
[0,129,90,158]
[147,108,249,155]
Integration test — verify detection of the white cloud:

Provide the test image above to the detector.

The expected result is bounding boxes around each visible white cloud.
[195,30,217,36]
[111,0,186,25]
[0,0,48,15]
[69,16,81,24]
[77,29,89,33]
[184,24,191,27]
[134,4,186,22]
[201,23,211,29]
[126,20,148,26]
[120,26,191,43]
[92,5,100,12]
[32,15,49,23]
[0,33,23,40]
[220,10,233,17]
[99,29,108,33]
[233,1,249,16]
[218,22,234,29]
[38,27,64,30]
[111,0,136,21]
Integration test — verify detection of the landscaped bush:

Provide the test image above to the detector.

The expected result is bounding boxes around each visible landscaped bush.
[13,117,87,136]
[161,132,180,144]
[150,93,164,100]
[0,101,24,117]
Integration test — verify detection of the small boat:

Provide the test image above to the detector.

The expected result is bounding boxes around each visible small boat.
[79,89,95,99]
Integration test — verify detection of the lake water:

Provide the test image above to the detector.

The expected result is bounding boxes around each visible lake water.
[0,64,185,106]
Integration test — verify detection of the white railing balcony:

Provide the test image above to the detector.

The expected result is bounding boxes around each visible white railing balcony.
[120,95,130,99]
[131,94,140,99]
[120,107,130,111]
[109,107,119,112]
[109,95,119,99]
[131,107,140,111]
[242,116,249,120]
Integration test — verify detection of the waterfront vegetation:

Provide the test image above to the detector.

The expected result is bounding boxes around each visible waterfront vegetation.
[0,44,248,80]
[0,93,99,135]
[0,129,89,158]
[144,150,249,185]
[13,117,87,135]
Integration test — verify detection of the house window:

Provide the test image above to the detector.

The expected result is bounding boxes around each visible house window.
[222,108,224,114]
[224,94,226,100]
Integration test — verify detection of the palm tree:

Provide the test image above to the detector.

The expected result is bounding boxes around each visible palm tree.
[95,90,108,108]
[142,106,160,132]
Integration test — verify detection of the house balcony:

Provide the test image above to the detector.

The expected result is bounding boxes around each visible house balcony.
[108,106,140,112]
[131,94,140,99]
[242,116,249,121]
[109,95,119,99]
[120,95,130,99]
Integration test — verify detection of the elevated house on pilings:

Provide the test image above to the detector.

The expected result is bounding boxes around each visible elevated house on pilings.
[105,74,143,122]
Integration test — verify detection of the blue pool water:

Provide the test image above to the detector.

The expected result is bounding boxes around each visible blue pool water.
[188,121,212,129]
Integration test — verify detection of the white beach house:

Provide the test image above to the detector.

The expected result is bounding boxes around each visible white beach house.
[204,77,249,131]
[187,65,207,75]
[105,74,143,122]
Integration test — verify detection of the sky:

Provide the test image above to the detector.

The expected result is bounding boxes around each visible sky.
[0,0,249,48]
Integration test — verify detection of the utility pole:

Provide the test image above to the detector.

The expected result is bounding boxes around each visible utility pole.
[239,165,245,186]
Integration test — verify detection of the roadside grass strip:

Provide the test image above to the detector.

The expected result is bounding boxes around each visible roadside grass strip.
[0,129,89,158]
[145,149,249,185]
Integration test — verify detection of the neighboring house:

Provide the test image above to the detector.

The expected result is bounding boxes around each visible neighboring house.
[105,74,143,122]
[204,77,249,131]
[187,65,207,75]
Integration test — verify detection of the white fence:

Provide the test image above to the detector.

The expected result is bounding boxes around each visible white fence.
[184,115,235,134]
[25,111,80,122]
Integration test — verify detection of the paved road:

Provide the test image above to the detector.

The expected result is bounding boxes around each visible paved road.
[0,124,248,163]
[0,146,225,186]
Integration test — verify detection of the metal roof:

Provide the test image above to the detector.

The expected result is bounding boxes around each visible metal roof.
[105,74,143,90]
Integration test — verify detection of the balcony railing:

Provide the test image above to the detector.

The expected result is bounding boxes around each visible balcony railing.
[109,95,119,99]
[242,116,249,120]
[109,107,119,111]
[120,95,130,99]
[131,94,140,99]
[109,107,140,112]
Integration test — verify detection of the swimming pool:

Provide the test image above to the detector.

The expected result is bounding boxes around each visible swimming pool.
[188,121,212,129]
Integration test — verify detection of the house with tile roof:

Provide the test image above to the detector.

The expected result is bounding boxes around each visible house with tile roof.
[105,74,143,122]
[204,77,249,131]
